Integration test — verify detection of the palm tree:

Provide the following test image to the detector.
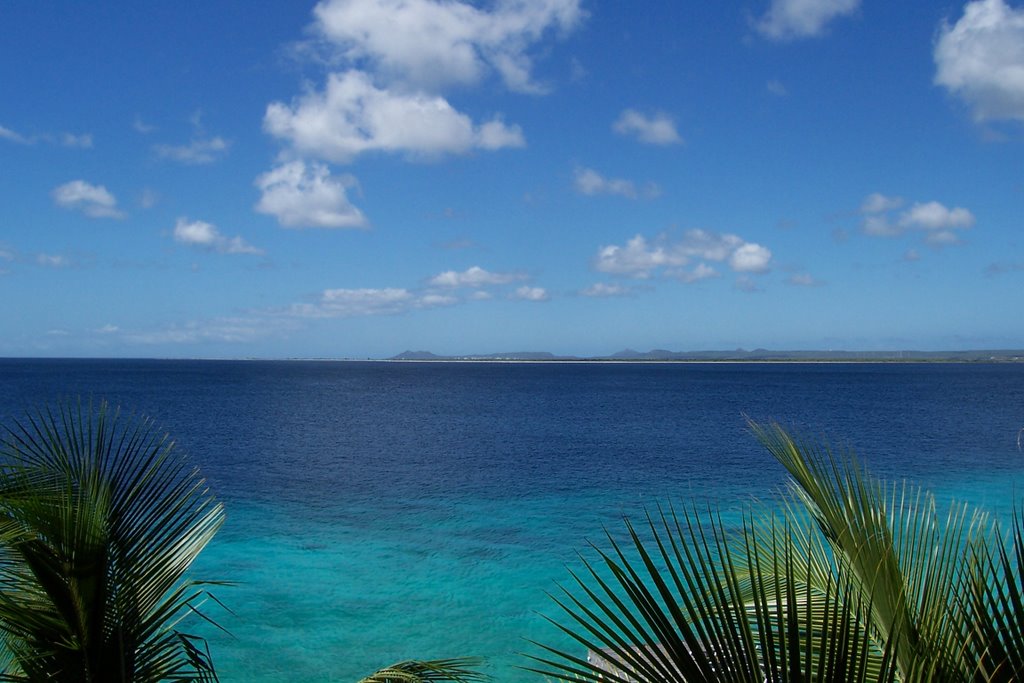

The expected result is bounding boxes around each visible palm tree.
[0,401,225,682]
[527,422,1024,682]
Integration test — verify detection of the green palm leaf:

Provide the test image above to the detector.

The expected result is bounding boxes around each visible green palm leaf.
[526,502,899,682]
[356,658,488,683]
[527,421,1024,683]
[0,400,225,682]
[751,422,990,681]
[960,508,1024,682]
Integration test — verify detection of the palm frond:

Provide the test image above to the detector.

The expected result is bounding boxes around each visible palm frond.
[527,421,1024,683]
[357,658,488,683]
[525,502,899,683]
[0,399,225,682]
[959,507,1024,682]
[751,421,992,681]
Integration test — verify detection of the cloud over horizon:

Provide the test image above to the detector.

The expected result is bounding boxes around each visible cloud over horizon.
[860,193,975,245]
[594,231,772,282]
[580,282,633,297]
[512,285,549,301]
[286,286,457,318]
[121,316,294,346]
[428,265,526,288]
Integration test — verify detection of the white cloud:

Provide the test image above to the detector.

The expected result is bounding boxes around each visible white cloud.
[173,219,218,246]
[512,285,549,301]
[673,262,720,283]
[595,234,687,278]
[477,118,525,149]
[310,0,585,93]
[735,275,763,293]
[35,253,72,268]
[60,132,93,148]
[986,260,1024,274]
[924,229,963,246]
[756,0,860,41]
[899,201,975,230]
[766,79,788,96]
[139,188,160,209]
[0,249,88,270]
[133,116,156,134]
[573,166,659,199]
[438,235,475,249]
[575,167,634,197]
[859,193,975,245]
[787,272,823,286]
[314,287,413,318]
[123,317,289,345]
[154,136,229,164]
[428,265,526,288]
[313,290,409,319]
[2,124,93,148]
[419,293,459,307]
[862,214,898,236]
[0,124,30,144]
[286,287,455,318]
[580,282,632,297]
[96,324,120,334]
[860,192,904,214]
[51,180,125,219]
[265,0,575,177]
[612,109,682,145]
[255,160,367,229]
[729,243,773,273]
[172,218,263,255]
[934,0,1024,122]
[594,230,772,279]
[265,70,524,163]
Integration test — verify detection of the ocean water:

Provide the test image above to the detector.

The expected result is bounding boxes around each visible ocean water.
[1,359,1023,681]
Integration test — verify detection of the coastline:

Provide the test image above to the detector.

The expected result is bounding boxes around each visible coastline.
[3,349,1024,364]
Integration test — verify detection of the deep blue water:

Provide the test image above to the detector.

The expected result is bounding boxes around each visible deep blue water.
[1,359,1023,680]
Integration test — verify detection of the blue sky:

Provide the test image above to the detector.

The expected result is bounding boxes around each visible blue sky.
[2,0,1023,358]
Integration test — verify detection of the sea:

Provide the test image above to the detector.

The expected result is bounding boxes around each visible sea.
[1,358,1023,681]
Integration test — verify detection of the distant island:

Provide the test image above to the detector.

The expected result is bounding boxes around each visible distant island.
[389,349,1024,362]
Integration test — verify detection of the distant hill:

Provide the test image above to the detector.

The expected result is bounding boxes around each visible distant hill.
[390,350,578,361]
[390,348,1024,362]
[390,350,447,360]
[604,348,1024,362]
[461,351,576,361]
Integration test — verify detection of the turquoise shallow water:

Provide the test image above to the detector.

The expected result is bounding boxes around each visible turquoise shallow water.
[1,359,1023,680]
[195,474,1024,682]
[197,497,761,680]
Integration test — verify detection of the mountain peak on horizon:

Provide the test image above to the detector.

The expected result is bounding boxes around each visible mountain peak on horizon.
[390,350,445,360]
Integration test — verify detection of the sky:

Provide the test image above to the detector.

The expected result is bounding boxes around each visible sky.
[1,0,1023,359]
